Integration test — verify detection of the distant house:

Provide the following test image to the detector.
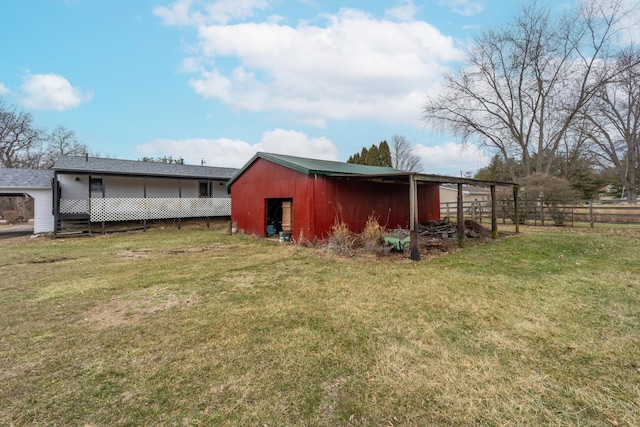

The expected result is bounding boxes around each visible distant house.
[439,185,492,207]
[51,155,238,234]
[226,152,441,240]
[440,185,491,204]
[439,185,493,219]
[0,168,54,233]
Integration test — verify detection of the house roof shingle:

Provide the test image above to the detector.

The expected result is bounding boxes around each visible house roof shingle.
[53,156,239,180]
[0,168,54,189]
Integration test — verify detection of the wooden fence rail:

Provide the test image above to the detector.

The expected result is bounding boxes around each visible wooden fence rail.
[440,200,640,226]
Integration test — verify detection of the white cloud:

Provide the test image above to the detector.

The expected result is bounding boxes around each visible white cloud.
[438,0,484,17]
[154,0,270,26]
[385,0,420,22]
[135,128,338,168]
[203,0,269,25]
[0,83,9,95]
[179,57,204,73]
[154,0,198,26]
[178,8,463,127]
[136,130,488,177]
[19,73,92,111]
[413,141,490,175]
[610,0,640,45]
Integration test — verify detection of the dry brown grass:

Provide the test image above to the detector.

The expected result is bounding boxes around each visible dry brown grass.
[0,225,639,426]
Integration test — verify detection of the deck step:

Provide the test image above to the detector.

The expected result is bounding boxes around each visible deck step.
[55,217,91,236]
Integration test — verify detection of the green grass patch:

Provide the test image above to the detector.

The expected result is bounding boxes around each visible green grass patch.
[1,225,639,426]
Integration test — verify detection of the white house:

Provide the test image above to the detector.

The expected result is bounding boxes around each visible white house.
[1,156,238,235]
[52,155,238,234]
[439,184,493,220]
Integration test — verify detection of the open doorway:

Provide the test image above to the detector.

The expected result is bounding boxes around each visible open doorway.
[0,194,33,224]
[266,198,292,237]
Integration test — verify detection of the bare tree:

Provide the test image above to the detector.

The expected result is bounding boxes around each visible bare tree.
[390,134,423,172]
[0,99,46,168]
[41,125,88,168]
[582,47,640,202]
[140,155,185,164]
[423,0,633,181]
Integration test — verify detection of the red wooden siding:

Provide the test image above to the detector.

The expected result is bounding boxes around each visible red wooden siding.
[230,158,440,240]
[230,158,314,237]
[312,178,440,238]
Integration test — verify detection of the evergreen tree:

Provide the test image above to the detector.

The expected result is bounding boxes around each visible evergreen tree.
[367,144,380,166]
[360,147,369,164]
[347,141,393,166]
[378,140,392,167]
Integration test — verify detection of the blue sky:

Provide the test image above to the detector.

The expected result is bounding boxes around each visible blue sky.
[1,0,565,175]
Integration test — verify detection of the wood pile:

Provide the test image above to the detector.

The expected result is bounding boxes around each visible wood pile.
[418,219,457,238]
[417,219,489,239]
[464,219,489,238]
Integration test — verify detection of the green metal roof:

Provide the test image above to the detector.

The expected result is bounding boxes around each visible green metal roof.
[227,152,405,187]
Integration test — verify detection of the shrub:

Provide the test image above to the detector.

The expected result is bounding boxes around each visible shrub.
[519,174,580,225]
[2,210,21,224]
[362,215,385,244]
[326,216,355,254]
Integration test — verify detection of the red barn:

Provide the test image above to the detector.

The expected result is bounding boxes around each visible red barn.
[227,152,440,240]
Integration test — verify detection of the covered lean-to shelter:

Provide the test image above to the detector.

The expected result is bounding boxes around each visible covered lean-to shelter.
[226,152,441,241]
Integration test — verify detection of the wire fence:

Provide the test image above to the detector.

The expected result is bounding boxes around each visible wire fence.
[440,200,640,227]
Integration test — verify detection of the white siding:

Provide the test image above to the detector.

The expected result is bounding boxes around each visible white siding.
[26,189,54,233]
[103,176,144,197]
[212,181,229,197]
[58,174,230,199]
[59,175,89,199]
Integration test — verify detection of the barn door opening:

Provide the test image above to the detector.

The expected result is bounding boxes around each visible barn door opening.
[266,198,293,237]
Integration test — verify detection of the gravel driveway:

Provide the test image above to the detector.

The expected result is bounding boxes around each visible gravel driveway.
[0,224,35,239]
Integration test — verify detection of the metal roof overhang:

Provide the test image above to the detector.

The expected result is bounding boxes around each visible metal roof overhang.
[323,172,518,188]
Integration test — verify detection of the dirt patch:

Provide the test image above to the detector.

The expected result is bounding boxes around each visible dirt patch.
[318,377,348,418]
[84,288,200,330]
[118,249,153,260]
[29,257,70,264]
[166,243,242,255]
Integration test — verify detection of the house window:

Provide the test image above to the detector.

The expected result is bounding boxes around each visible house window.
[199,181,211,197]
[90,178,103,192]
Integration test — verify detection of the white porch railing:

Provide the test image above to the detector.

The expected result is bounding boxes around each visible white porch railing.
[59,197,231,222]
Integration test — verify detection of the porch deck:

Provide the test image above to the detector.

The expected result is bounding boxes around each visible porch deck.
[60,197,231,222]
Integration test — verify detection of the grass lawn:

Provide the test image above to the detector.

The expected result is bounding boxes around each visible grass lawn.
[1,223,639,426]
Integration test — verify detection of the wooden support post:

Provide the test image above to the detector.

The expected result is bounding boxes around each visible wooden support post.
[100,174,106,235]
[513,185,520,234]
[178,178,182,230]
[457,183,466,248]
[143,176,147,232]
[207,179,211,229]
[53,172,59,234]
[409,175,420,261]
[490,185,498,239]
